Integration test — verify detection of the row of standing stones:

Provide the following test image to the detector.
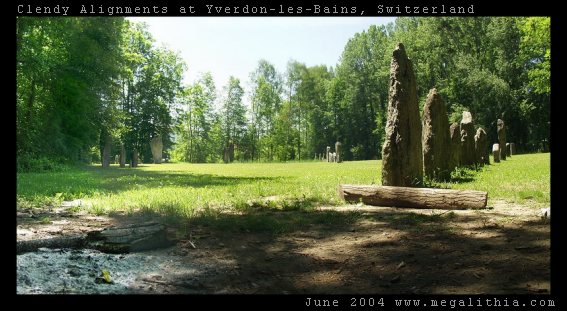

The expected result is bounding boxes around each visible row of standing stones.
[101,135,164,168]
[315,142,343,163]
[381,43,514,187]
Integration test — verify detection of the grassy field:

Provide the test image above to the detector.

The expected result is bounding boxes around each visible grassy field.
[17,153,550,220]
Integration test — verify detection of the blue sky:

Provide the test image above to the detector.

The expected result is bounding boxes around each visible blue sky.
[129,17,396,102]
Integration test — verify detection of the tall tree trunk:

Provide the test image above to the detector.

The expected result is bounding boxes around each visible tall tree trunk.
[131,148,138,168]
[102,135,112,168]
[119,144,126,168]
[188,109,193,163]
[298,101,301,161]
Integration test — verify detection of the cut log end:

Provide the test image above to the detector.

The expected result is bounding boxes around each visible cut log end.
[338,185,487,210]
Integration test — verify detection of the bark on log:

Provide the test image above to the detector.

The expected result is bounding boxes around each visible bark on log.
[338,185,487,210]
[86,222,172,253]
[17,222,173,254]
[17,235,85,254]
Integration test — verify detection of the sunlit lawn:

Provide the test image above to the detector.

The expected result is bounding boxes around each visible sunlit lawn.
[17,153,550,218]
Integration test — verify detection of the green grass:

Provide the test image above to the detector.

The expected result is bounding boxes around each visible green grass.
[17,153,550,224]
[438,153,550,206]
[17,160,379,216]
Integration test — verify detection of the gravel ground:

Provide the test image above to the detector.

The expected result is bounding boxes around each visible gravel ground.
[17,247,191,294]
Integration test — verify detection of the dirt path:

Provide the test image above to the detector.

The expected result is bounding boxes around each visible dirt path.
[17,201,550,294]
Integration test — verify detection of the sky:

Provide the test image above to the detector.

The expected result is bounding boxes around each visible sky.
[128,17,397,101]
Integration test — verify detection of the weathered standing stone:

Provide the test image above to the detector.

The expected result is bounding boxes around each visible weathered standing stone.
[422,88,451,180]
[506,143,511,157]
[474,128,489,165]
[150,136,163,164]
[335,141,342,163]
[460,111,476,166]
[510,143,516,155]
[497,119,506,160]
[381,43,423,187]
[102,135,112,168]
[492,143,500,163]
[119,144,126,168]
[326,146,331,163]
[449,122,461,171]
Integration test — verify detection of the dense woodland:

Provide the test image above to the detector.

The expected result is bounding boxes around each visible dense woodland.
[16,17,550,170]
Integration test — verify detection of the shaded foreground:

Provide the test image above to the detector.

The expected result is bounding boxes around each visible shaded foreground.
[17,200,549,294]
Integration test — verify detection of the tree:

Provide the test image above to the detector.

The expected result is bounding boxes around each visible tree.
[120,21,185,165]
[173,73,217,163]
[221,77,247,162]
[17,17,125,168]
[250,60,283,161]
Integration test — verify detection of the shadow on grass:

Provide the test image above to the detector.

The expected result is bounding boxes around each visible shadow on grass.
[17,165,282,199]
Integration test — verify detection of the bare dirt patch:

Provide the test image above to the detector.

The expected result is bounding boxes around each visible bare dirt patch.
[17,200,549,294]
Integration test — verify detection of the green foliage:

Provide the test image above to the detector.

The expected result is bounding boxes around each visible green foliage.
[17,155,70,173]
[221,77,248,162]
[17,17,549,166]
[173,73,217,163]
[17,18,184,168]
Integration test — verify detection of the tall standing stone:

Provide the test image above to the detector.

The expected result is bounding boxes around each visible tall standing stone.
[335,141,342,163]
[381,43,423,187]
[460,111,476,166]
[474,128,489,165]
[497,119,506,160]
[449,122,461,172]
[422,88,451,180]
[150,136,163,164]
[326,146,331,163]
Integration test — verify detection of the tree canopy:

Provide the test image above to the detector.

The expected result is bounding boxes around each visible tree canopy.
[17,17,550,169]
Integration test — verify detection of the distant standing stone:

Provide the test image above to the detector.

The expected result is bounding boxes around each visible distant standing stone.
[492,143,500,163]
[150,136,163,164]
[335,141,342,163]
[474,128,489,165]
[449,122,461,171]
[422,88,451,180]
[119,144,126,168]
[506,143,511,157]
[381,43,423,187]
[460,111,476,166]
[497,119,506,160]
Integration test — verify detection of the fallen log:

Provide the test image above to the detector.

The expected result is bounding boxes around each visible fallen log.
[17,222,173,254]
[338,185,487,210]
[17,235,85,254]
[86,222,173,253]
